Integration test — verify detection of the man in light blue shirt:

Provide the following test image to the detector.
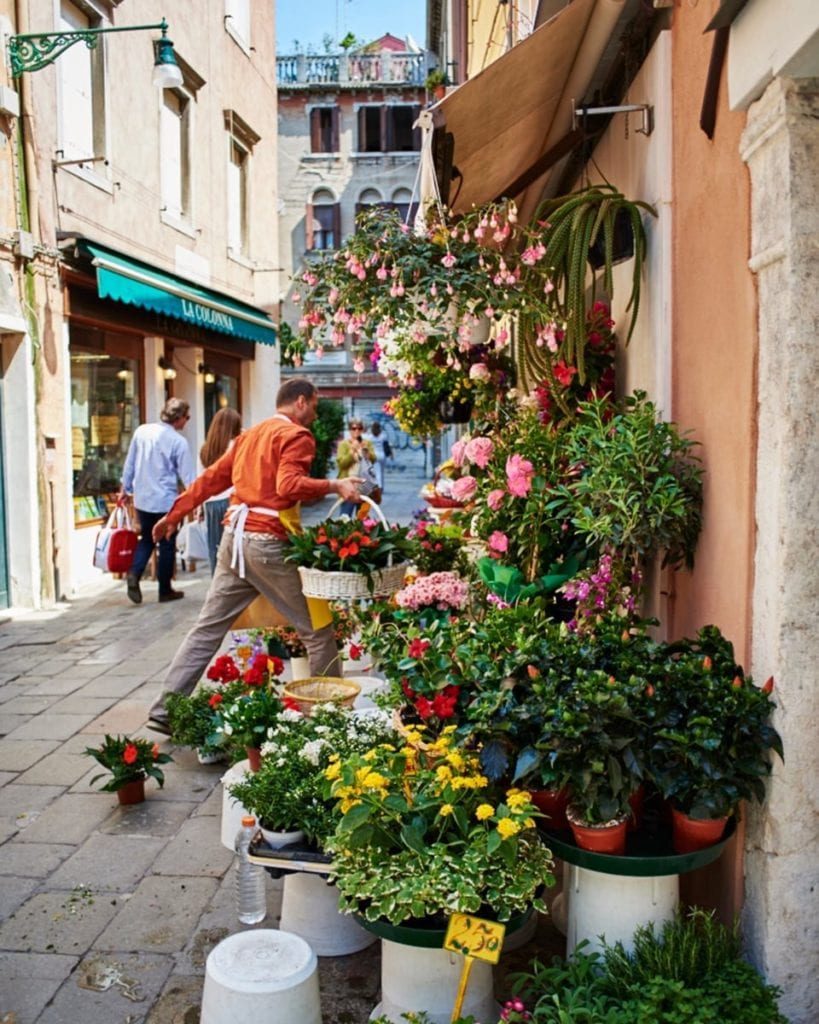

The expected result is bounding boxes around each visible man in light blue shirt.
[120,398,195,604]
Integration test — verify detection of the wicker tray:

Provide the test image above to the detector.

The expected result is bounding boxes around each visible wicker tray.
[298,495,408,600]
[282,676,361,714]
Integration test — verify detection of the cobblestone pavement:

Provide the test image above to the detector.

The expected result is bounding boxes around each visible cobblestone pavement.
[0,448,562,1024]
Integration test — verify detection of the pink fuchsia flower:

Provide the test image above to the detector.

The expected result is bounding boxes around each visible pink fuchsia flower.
[488,531,509,554]
[506,454,534,497]
[450,438,467,468]
[487,488,505,511]
[441,252,457,268]
[451,475,478,502]
[464,436,494,469]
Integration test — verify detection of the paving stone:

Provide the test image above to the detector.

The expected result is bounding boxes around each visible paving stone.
[0,739,60,772]
[145,972,204,1024]
[151,817,233,878]
[0,683,29,705]
[16,750,94,786]
[49,695,116,716]
[5,712,97,741]
[38,951,174,1024]
[98,799,200,838]
[15,792,118,844]
[81,700,150,735]
[22,674,87,696]
[72,674,145,698]
[0,713,32,736]
[0,950,79,1024]
[191,783,223,817]
[0,875,38,921]
[0,889,120,953]
[0,693,61,714]
[60,731,106,755]
[93,875,219,953]
[0,770,16,787]
[0,840,75,878]
[0,783,65,837]
[46,833,165,892]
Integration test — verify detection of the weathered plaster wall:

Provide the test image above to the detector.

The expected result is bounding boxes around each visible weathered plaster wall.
[741,76,819,1024]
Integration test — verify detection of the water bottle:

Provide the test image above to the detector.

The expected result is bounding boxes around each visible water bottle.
[235,815,266,925]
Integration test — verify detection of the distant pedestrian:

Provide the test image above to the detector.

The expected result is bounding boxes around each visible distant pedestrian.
[336,417,378,515]
[119,398,195,604]
[364,421,387,493]
[199,408,242,574]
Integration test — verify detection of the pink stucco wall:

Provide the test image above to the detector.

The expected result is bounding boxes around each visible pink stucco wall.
[669,1,758,919]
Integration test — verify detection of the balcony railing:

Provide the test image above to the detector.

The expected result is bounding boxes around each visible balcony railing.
[277,52,427,88]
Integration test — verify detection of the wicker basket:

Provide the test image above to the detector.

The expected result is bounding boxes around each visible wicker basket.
[282,677,361,714]
[298,561,409,600]
[297,495,408,600]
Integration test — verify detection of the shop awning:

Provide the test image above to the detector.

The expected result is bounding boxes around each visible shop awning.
[79,242,277,346]
[431,0,620,219]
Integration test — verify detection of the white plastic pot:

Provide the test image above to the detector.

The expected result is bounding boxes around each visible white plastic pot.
[280,873,376,957]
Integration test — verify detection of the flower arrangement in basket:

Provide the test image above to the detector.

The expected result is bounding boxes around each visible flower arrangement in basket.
[84,734,173,793]
[324,727,555,924]
[284,501,417,599]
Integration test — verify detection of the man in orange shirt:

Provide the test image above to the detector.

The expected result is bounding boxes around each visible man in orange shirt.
[145,377,361,734]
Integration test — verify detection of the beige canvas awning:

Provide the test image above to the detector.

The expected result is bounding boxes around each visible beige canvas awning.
[431,0,625,220]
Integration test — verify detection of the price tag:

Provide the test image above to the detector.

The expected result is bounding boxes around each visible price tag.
[444,912,506,964]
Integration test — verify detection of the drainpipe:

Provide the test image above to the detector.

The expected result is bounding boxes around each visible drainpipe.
[14,0,39,244]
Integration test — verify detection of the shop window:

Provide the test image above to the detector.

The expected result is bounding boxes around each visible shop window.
[71,347,140,526]
[356,104,421,153]
[306,189,340,251]
[309,106,340,153]
[205,374,240,431]
[58,0,106,164]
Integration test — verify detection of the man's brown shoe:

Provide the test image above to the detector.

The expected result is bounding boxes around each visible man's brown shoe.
[126,573,142,604]
[158,589,184,603]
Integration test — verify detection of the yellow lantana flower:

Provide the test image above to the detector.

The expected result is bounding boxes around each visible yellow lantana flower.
[497,817,521,839]
[476,804,495,820]
[506,790,530,811]
[325,761,341,781]
[439,804,454,817]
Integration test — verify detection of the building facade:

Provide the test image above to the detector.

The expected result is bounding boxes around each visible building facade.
[0,0,281,606]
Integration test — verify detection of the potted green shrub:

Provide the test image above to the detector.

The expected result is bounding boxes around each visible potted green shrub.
[424,67,450,99]
[646,626,782,852]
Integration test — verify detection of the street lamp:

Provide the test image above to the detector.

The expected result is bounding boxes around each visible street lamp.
[7,18,183,87]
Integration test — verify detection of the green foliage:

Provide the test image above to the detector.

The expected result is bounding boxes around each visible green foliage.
[309,397,345,478]
[165,686,241,752]
[408,519,469,575]
[215,685,284,752]
[424,68,449,90]
[84,734,173,792]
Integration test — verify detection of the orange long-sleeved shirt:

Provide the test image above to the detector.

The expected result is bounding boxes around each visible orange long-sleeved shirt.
[165,414,330,540]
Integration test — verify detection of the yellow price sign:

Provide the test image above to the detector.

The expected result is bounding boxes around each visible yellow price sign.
[444,912,506,965]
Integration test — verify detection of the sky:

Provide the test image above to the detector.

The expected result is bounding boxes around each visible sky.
[276,0,426,54]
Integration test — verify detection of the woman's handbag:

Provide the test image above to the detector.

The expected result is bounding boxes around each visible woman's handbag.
[93,503,138,574]
[177,519,209,563]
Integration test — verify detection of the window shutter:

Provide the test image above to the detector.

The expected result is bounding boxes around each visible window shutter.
[411,105,422,151]
[381,105,391,152]
[331,107,340,152]
[357,107,367,152]
[332,204,341,249]
[310,109,321,153]
[305,202,314,250]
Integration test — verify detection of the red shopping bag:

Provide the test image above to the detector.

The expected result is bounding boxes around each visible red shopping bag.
[93,503,138,574]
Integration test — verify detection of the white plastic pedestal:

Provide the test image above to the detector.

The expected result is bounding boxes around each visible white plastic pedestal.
[347,674,387,709]
[280,873,377,956]
[371,940,499,1024]
[566,864,679,954]
[286,656,311,682]
[201,929,320,1024]
[221,759,251,851]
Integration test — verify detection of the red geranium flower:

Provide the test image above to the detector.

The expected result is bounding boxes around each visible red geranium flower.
[122,743,138,765]
[348,643,363,661]
[282,697,302,712]
[407,637,430,659]
[151,743,161,759]
[207,655,240,683]
[243,666,264,686]
[208,693,223,708]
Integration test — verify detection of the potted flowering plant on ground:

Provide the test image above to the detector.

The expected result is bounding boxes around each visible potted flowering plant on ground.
[84,734,173,804]
[324,727,555,926]
[206,650,286,768]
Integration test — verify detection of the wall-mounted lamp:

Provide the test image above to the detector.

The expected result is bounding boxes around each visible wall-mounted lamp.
[198,363,217,385]
[7,18,183,88]
[158,356,177,380]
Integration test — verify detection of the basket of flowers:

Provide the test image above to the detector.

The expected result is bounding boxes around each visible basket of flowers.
[285,496,416,600]
[282,676,361,715]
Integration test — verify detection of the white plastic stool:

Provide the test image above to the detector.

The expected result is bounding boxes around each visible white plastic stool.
[201,929,321,1024]
[280,872,376,956]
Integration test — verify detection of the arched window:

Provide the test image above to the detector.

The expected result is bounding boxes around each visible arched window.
[391,187,417,225]
[305,188,340,251]
[355,188,384,220]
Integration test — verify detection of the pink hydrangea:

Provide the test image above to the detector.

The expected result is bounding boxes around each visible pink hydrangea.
[488,531,509,554]
[506,454,534,497]
[395,572,469,611]
[451,475,477,502]
[464,436,494,469]
[487,488,505,511]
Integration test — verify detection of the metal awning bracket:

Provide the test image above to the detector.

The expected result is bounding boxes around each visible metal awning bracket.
[572,99,654,136]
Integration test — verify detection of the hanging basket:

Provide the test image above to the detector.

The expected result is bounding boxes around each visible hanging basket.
[282,676,361,714]
[297,496,409,600]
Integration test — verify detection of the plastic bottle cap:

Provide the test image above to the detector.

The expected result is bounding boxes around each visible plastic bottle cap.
[241,815,256,826]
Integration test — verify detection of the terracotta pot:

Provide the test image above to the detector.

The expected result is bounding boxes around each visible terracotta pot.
[566,805,628,855]
[529,787,571,830]
[670,807,728,853]
[117,778,145,805]
[245,747,263,773]
[627,784,645,832]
